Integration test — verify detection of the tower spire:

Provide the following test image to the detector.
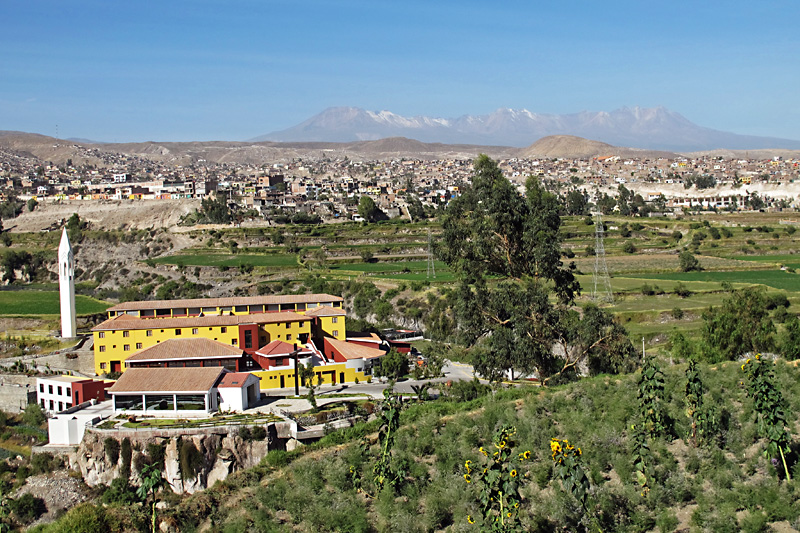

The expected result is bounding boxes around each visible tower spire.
[59,227,77,338]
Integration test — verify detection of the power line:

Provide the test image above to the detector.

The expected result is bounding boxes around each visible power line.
[427,228,436,279]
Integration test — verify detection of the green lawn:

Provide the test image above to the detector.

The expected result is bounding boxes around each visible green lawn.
[0,290,110,316]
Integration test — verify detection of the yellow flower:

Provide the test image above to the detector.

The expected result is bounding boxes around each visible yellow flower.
[514,502,519,508]
[467,515,475,524]
[507,512,513,518]
[464,474,471,483]
[510,469,517,477]
[480,446,488,457]
[756,354,760,360]
[577,448,582,455]
[741,364,746,371]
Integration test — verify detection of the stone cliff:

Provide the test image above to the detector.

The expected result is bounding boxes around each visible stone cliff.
[71,422,295,494]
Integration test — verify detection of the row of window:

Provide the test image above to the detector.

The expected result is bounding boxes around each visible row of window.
[39,384,71,396]
[41,399,72,411]
[99,326,230,339]
[98,338,237,353]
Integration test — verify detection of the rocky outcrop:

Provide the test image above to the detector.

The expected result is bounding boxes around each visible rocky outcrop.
[71,422,294,494]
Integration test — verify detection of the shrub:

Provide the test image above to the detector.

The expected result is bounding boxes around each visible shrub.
[251,426,267,440]
[30,452,59,475]
[101,477,138,506]
[679,251,701,272]
[178,439,204,482]
[48,503,107,533]
[447,378,490,402]
[22,404,45,427]
[671,308,684,319]
[10,493,46,523]
[120,438,132,478]
[674,282,692,298]
[622,242,636,254]
[104,437,120,465]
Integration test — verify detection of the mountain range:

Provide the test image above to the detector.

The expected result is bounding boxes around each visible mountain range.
[254,106,800,152]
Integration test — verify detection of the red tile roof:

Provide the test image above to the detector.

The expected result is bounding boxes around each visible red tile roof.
[254,340,314,358]
[92,311,310,332]
[218,373,259,388]
[107,294,343,312]
[125,338,243,362]
[327,338,385,360]
[303,306,347,317]
[108,367,226,394]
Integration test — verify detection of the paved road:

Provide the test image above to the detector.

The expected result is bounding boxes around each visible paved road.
[261,359,478,401]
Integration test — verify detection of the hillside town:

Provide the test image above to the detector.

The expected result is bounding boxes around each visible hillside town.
[2,142,800,221]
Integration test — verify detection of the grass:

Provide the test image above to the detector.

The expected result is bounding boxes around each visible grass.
[120,413,283,429]
[83,358,799,533]
[150,253,300,268]
[0,290,110,316]
[625,269,800,292]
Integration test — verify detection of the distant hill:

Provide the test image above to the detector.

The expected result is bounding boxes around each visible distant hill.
[255,106,800,152]
[520,135,677,159]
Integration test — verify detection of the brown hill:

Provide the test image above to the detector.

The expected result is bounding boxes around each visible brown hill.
[518,135,677,159]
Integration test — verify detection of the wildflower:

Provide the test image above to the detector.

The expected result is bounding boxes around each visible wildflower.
[497,440,507,449]
[465,460,472,468]
[467,515,475,524]
[510,469,517,477]
[514,502,519,508]
[577,448,582,455]
[479,446,488,457]
[756,354,761,360]
[507,512,513,518]
[464,474,471,483]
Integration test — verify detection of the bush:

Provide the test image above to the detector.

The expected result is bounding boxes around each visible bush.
[48,503,107,533]
[446,378,490,402]
[22,404,45,427]
[30,452,59,475]
[671,307,685,319]
[679,251,701,272]
[622,241,636,254]
[10,492,46,523]
[101,477,138,506]
[104,437,120,465]
[120,438,132,478]
[251,426,267,440]
[674,282,692,298]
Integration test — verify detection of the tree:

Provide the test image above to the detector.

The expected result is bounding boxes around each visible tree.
[298,363,318,410]
[702,287,775,361]
[199,195,232,224]
[565,189,587,215]
[779,314,800,360]
[679,251,701,272]
[26,198,37,212]
[358,196,386,222]
[376,349,409,380]
[437,156,632,383]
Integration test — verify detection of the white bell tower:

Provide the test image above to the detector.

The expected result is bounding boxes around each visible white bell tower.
[58,227,77,338]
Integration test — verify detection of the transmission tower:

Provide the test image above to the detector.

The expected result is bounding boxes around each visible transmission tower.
[592,212,613,303]
[427,229,436,279]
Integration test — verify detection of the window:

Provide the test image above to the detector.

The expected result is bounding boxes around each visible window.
[98,332,105,338]
[39,384,44,393]
[332,330,339,337]
[136,343,142,349]
[99,345,106,352]
[59,402,63,411]
[175,329,181,335]
[286,322,291,328]
[48,385,53,394]
[49,400,54,410]
[244,330,252,349]
[100,362,106,370]
[66,388,71,396]
[146,330,153,337]
[57,386,62,395]
[123,331,130,338]
[275,358,283,366]
[123,344,130,351]
[286,334,291,341]
[221,327,227,333]
[192,328,198,335]
[232,339,238,345]
[332,317,338,323]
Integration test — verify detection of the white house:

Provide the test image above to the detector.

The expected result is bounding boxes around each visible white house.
[218,372,261,412]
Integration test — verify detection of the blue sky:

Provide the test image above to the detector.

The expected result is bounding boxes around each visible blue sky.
[1,0,798,142]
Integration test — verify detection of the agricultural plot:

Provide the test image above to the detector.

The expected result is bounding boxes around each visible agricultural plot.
[0,290,110,316]
[571,253,756,275]
[150,253,300,268]
[626,269,800,292]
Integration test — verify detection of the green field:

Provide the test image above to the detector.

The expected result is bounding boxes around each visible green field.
[625,269,800,292]
[0,291,110,316]
[151,253,301,268]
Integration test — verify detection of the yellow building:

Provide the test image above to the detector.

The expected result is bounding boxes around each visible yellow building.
[92,311,311,375]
